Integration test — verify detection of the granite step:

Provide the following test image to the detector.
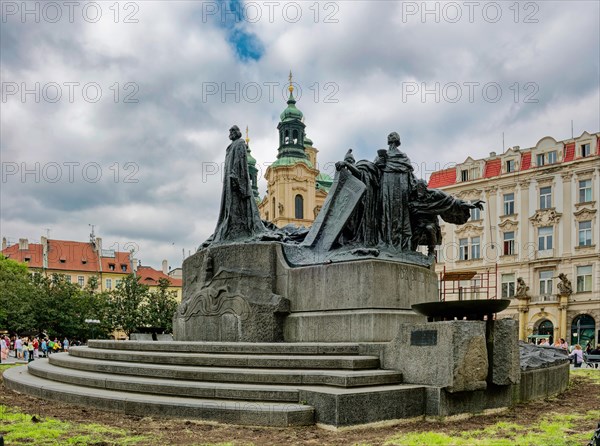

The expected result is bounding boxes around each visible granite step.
[3,365,315,426]
[48,353,403,388]
[87,340,368,355]
[28,359,300,402]
[69,346,380,370]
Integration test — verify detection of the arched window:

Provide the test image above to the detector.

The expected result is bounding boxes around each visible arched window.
[536,319,554,344]
[295,194,304,219]
[292,129,298,144]
[571,314,596,347]
[272,197,276,217]
[284,130,290,144]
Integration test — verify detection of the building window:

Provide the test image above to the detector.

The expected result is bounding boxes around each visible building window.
[536,153,545,167]
[470,201,481,220]
[461,169,469,182]
[578,221,592,246]
[106,278,112,290]
[578,180,592,203]
[108,263,115,271]
[506,159,515,173]
[539,270,553,295]
[470,167,480,180]
[121,264,127,272]
[547,151,557,164]
[581,143,591,157]
[501,274,515,298]
[503,231,515,255]
[78,276,84,287]
[539,186,552,209]
[471,237,481,259]
[459,238,469,260]
[115,279,122,287]
[65,275,72,282]
[576,266,592,292]
[503,193,515,215]
[571,314,595,347]
[294,194,304,219]
[538,226,553,251]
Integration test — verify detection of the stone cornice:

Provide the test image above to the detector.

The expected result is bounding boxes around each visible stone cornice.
[498,218,519,231]
[573,207,597,221]
[529,208,562,227]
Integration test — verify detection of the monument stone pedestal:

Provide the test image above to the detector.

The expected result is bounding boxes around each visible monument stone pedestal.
[173,242,434,343]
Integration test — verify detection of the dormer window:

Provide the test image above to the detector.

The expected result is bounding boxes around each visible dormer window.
[506,159,515,173]
[82,258,87,264]
[581,143,591,157]
[24,256,31,262]
[60,258,66,263]
[121,264,127,272]
[461,169,469,181]
[108,263,115,271]
[547,151,557,164]
[536,153,545,167]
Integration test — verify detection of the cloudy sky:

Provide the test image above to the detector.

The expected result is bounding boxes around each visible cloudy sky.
[1,0,598,269]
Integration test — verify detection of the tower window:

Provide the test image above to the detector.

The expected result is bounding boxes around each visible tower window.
[272,197,276,217]
[292,129,298,144]
[295,194,304,219]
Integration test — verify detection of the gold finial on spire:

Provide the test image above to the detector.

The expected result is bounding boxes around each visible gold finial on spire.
[288,70,294,94]
[245,125,250,144]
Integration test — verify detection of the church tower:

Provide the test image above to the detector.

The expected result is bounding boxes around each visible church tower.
[245,126,260,200]
[258,72,332,227]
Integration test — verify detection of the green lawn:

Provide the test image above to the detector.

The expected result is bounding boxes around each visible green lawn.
[0,367,598,446]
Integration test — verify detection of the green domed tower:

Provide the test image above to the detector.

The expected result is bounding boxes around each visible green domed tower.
[276,71,307,160]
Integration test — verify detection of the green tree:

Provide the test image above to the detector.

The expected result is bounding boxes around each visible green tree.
[143,278,178,332]
[107,274,148,336]
[0,255,37,334]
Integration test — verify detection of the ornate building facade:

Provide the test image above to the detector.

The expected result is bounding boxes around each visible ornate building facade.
[257,77,332,227]
[429,131,600,348]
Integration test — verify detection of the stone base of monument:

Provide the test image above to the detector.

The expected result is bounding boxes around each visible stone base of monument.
[173,243,435,343]
[3,323,570,427]
[2,244,570,427]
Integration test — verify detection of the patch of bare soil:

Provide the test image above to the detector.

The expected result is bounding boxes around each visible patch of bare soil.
[1,370,598,446]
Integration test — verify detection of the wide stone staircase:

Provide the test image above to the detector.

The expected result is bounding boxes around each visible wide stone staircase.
[3,340,427,427]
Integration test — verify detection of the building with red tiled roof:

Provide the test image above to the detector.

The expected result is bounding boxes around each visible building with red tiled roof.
[427,131,599,350]
[1,237,132,292]
[137,265,183,301]
[1,236,181,300]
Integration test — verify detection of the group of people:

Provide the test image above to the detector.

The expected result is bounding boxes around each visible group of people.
[535,337,600,368]
[0,335,75,363]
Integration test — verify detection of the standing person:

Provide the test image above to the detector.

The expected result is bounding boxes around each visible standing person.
[569,344,583,368]
[41,339,48,358]
[15,336,23,360]
[33,337,39,359]
[23,338,29,362]
[559,338,569,351]
[0,337,7,361]
[586,342,593,355]
[63,337,69,352]
[27,340,34,362]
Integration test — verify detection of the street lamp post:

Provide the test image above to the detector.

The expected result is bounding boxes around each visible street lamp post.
[84,319,100,343]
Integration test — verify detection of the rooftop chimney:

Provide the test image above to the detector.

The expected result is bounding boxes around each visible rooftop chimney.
[18,238,28,250]
[513,146,520,151]
[489,151,497,158]
[2,237,6,250]
[162,259,168,274]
